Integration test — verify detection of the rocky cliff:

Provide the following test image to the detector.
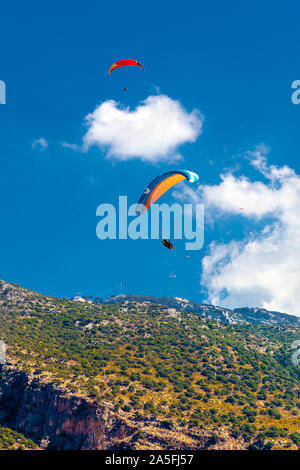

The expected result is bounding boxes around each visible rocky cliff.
[0,366,136,450]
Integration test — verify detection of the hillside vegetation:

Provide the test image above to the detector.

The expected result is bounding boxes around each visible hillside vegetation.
[0,281,299,449]
[0,426,38,450]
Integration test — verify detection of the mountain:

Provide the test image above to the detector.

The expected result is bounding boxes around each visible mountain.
[104,294,300,326]
[0,280,300,450]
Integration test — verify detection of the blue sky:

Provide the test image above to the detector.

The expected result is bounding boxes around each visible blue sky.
[1,2,300,313]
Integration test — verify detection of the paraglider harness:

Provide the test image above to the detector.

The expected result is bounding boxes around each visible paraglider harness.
[162,239,174,250]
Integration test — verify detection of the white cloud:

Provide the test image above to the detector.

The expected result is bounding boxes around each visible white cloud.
[176,146,300,316]
[82,95,203,163]
[60,141,80,151]
[32,138,48,151]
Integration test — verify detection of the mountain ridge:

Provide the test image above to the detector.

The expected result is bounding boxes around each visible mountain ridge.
[74,293,300,326]
[2,280,298,326]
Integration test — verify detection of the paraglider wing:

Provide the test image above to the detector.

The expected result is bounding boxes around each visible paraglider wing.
[136,170,199,216]
[108,59,144,75]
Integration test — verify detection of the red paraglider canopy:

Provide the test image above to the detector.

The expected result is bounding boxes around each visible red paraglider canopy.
[108,59,144,75]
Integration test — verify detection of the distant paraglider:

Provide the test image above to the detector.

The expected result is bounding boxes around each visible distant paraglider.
[136,170,199,216]
[108,59,144,75]
[162,239,174,250]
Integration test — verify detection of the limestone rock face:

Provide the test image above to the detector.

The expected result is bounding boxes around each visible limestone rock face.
[0,367,136,450]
